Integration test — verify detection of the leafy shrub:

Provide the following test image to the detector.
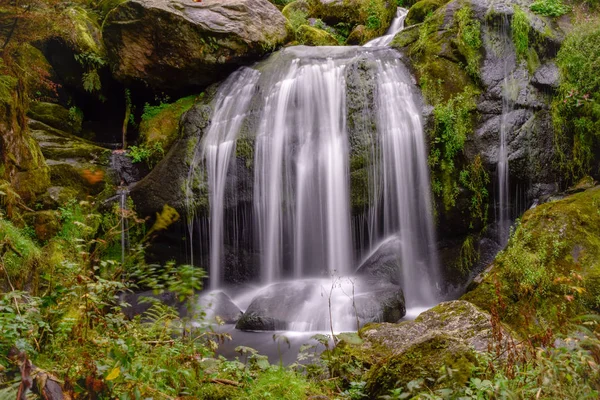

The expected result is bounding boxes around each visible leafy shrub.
[553,21,600,180]
[530,0,570,17]
[126,141,165,168]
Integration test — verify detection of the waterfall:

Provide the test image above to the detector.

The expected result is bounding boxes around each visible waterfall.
[364,8,409,48]
[374,59,440,306]
[187,31,441,309]
[497,15,516,246]
[186,68,260,288]
[254,58,352,282]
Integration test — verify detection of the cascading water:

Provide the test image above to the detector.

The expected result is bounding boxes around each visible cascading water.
[188,9,440,329]
[373,59,439,306]
[364,7,409,47]
[254,58,352,282]
[186,68,260,289]
[118,187,129,265]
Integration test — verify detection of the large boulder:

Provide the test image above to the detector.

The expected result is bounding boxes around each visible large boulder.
[102,0,291,92]
[462,186,600,338]
[28,119,111,198]
[345,300,517,397]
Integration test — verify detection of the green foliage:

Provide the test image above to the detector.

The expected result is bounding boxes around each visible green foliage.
[74,51,106,94]
[68,105,83,126]
[552,20,600,181]
[365,0,383,30]
[456,5,482,79]
[0,218,42,289]
[530,0,570,17]
[511,6,530,60]
[126,141,165,168]
[429,87,478,209]
[455,235,479,275]
[459,155,490,228]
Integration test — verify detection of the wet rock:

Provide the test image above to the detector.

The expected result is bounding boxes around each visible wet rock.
[102,0,290,92]
[236,280,406,331]
[356,235,403,286]
[531,62,560,90]
[198,291,243,324]
[236,281,317,331]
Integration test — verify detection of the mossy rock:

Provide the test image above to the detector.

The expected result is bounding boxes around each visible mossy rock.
[405,0,449,26]
[390,24,419,48]
[0,220,43,292]
[282,0,309,18]
[139,95,199,153]
[296,24,339,45]
[365,333,477,398]
[346,24,368,45]
[307,0,396,39]
[62,6,106,57]
[22,210,62,242]
[462,186,600,339]
[0,75,51,203]
[28,102,82,135]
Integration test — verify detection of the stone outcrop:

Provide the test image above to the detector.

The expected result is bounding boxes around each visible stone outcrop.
[102,0,291,92]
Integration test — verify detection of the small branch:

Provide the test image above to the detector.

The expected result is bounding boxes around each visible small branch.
[210,378,240,387]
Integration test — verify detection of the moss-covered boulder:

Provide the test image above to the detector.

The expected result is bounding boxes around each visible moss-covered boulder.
[0,219,43,292]
[0,75,50,204]
[462,186,600,338]
[102,0,291,92]
[282,0,309,18]
[405,0,448,26]
[28,120,110,197]
[22,210,61,242]
[27,102,82,135]
[296,24,339,45]
[139,95,199,155]
[307,0,396,43]
[365,334,477,398]
[335,300,516,397]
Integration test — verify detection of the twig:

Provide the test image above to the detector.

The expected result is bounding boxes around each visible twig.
[210,378,240,387]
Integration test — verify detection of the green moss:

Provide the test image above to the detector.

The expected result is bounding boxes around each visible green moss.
[235,135,254,170]
[139,95,199,153]
[0,219,42,290]
[405,0,449,26]
[511,6,530,61]
[455,5,482,79]
[463,186,600,339]
[365,334,477,398]
[296,24,339,46]
[28,102,82,135]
